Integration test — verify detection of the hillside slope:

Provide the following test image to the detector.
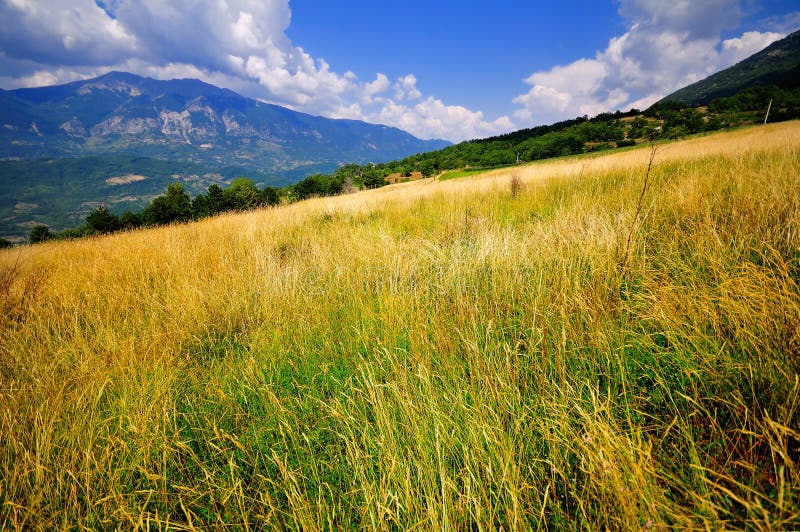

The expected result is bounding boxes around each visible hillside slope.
[1,122,799,529]
[660,29,800,104]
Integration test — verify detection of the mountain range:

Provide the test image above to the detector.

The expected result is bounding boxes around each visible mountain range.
[0,71,448,175]
[0,72,448,240]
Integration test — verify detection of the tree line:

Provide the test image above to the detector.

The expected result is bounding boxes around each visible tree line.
[28,178,281,243]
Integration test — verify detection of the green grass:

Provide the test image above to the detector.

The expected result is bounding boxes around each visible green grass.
[438,167,497,180]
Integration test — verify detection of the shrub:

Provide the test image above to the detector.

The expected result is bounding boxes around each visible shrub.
[28,225,52,244]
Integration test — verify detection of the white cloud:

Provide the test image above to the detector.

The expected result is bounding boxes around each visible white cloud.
[513,0,785,126]
[372,96,513,141]
[362,73,390,103]
[720,30,784,64]
[0,0,511,141]
[394,74,422,101]
[0,0,138,65]
[759,10,800,34]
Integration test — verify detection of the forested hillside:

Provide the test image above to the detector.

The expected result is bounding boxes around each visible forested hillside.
[286,84,800,198]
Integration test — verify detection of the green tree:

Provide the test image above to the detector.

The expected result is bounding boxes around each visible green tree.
[628,117,648,139]
[191,193,208,217]
[29,225,52,244]
[293,174,344,199]
[55,226,92,240]
[86,206,121,234]
[119,211,142,230]
[260,186,280,206]
[0,238,12,249]
[361,167,384,189]
[224,178,262,210]
[142,182,192,226]
[192,184,229,218]
[417,159,436,178]
[207,184,227,213]
[679,108,705,134]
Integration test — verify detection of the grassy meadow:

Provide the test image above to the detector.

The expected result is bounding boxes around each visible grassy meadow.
[1,122,799,529]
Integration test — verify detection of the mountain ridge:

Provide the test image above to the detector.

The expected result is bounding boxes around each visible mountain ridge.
[0,71,449,172]
[658,29,800,105]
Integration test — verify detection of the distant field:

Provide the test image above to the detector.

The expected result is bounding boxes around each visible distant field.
[0,156,291,242]
[438,167,495,180]
[1,122,799,529]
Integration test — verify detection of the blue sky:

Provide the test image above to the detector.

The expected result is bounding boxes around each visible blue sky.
[289,0,797,119]
[287,1,627,119]
[0,1,798,141]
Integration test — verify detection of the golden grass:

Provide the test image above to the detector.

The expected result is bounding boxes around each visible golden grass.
[1,122,799,529]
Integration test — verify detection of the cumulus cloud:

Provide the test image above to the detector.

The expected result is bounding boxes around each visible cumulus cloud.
[0,0,512,141]
[720,30,785,63]
[0,0,138,66]
[513,0,785,126]
[394,74,422,101]
[373,97,514,141]
[362,73,390,103]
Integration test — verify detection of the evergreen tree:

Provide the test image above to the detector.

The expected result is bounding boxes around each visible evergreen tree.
[142,182,192,225]
[86,206,121,234]
[207,184,227,213]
